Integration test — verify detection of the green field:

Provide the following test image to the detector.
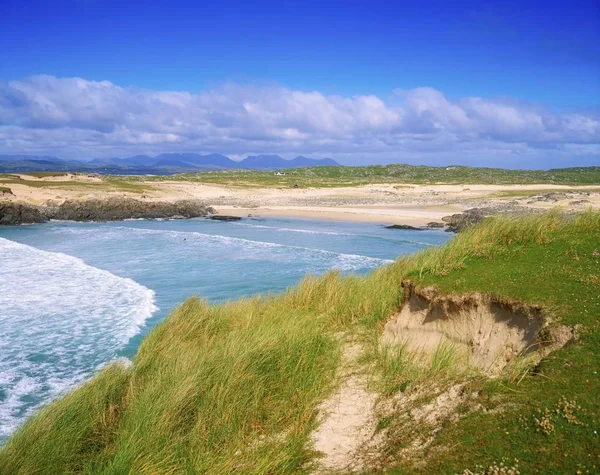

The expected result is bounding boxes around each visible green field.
[1,211,598,474]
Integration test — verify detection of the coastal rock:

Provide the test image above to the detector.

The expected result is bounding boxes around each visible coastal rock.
[426,222,445,229]
[526,191,590,204]
[385,224,422,231]
[208,215,242,221]
[46,198,213,222]
[0,198,214,225]
[442,209,486,232]
[0,202,47,225]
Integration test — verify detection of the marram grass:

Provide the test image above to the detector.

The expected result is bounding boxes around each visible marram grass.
[1,210,599,474]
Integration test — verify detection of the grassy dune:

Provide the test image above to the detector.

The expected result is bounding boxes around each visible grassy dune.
[3,165,600,192]
[1,211,598,473]
[132,164,600,188]
[0,174,156,194]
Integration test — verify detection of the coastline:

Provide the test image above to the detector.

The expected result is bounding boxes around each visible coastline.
[4,211,598,474]
[211,205,462,226]
[1,173,599,227]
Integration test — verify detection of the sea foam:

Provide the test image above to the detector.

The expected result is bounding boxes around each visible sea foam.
[0,238,157,438]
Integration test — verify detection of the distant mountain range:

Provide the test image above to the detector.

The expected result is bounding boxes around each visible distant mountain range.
[0,153,339,174]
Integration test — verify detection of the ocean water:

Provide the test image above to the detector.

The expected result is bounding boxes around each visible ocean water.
[0,217,450,440]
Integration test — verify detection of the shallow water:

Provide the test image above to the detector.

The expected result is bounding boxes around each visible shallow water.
[0,217,450,440]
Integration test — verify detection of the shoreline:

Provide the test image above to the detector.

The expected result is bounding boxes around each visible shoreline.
[212,205,462,226]
[2,174,599,227]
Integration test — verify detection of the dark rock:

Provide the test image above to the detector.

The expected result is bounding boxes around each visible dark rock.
[533,192,568,202]
[208,215,242,221]
[528,191,590,204]
[0,202,47,225]
[385,224,422,231]
[442,208,487,233]
[47,198,213,222]
[1,198,213,225]
[426,222,445,229]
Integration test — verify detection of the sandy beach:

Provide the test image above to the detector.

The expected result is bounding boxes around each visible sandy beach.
[2,174,599,226]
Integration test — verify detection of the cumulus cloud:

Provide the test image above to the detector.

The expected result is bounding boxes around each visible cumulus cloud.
[0,74,598,166]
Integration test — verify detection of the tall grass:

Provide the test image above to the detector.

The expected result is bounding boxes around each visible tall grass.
[372,338,472,397]
[1,210,598,474]
[410,210,568,278]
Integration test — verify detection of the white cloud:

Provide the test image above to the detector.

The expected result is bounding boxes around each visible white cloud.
[0,74,598,165]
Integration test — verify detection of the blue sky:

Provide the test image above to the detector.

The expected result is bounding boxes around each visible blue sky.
[0,0,599,167]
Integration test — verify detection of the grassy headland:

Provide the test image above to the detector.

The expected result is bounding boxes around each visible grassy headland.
[0,211,598,474]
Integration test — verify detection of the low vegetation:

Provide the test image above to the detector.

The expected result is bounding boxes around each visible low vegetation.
[3,165,599,194]
[17,172,70,178]
[1,211,598,474]
[0,174,156,194]
[129,164,600,188]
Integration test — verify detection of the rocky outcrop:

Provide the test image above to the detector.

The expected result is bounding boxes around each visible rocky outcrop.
[442,204,542,233]
[426,222,445,229]
[0,202,47,225]
[208,215,242,221]
[47,198,214,222]
[0,198,214,225]
[442,208,487,232]
[526,191,590,204]
[385,224,421,231]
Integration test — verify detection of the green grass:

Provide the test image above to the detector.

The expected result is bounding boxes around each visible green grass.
[1,211,598,474]
[386,211,600,474]
[126,164,600,188]
[0,186,12,194]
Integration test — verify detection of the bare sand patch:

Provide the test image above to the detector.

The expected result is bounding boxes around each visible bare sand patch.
[311,343,378,473]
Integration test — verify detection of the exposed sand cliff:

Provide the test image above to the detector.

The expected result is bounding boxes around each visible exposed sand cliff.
[383,281,576,375]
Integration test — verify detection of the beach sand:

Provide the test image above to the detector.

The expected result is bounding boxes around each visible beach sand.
[1,174,599,226]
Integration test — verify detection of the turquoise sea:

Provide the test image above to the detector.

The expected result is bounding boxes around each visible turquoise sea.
[0,217,450,440]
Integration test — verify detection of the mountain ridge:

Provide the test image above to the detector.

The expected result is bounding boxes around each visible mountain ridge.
[0,153,339,173]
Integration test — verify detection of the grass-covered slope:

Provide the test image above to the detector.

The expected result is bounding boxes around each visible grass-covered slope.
[1,212,598,474]
[386,212,600,474]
